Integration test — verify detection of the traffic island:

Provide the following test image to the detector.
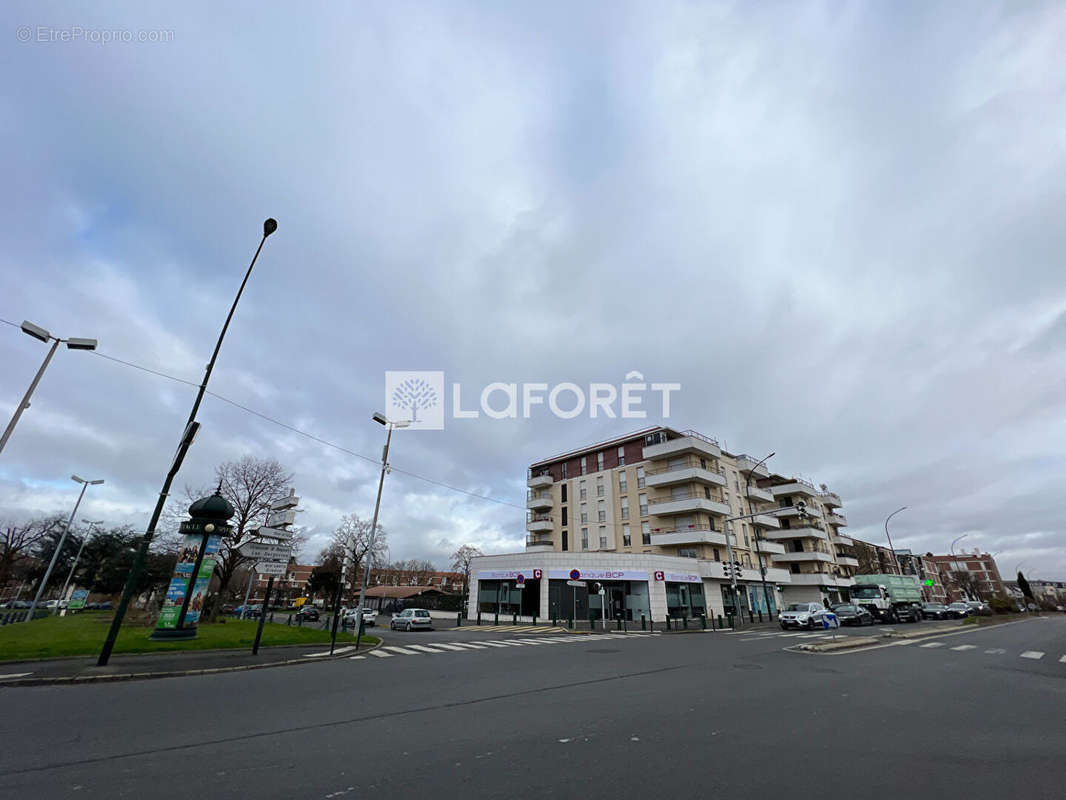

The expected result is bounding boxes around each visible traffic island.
[795,636,880,652]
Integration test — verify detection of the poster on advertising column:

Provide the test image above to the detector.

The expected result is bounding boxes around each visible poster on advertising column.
[156,533,222,629]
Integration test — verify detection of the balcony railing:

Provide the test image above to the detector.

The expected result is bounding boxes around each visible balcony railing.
[679,429,720,446]
[645,458,724,477]
[649,491,722,504]
[526,512,552,523]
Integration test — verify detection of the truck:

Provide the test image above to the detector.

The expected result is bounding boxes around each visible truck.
[850,575,923,623]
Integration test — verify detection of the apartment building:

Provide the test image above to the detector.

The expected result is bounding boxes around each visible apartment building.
[478,426,856,622]
[927,552,1006,602]
[849,541,949,603]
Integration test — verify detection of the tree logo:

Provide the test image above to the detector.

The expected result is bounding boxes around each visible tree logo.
[384,371,445,430]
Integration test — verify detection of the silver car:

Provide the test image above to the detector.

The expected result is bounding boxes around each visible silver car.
[390,608,433,631]
[779,602,832,630]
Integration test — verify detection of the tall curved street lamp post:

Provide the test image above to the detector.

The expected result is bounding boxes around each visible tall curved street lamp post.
[884,506,907,575]
[1,321,98,458]
[744,452,775,617]
[98,218,277,666]
[57,518,105,610]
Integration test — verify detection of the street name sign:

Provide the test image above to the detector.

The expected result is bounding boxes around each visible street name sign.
[236,541,291,561]
[257,526,293,541]
[266,509,296,528]
[567,580,587,588]
[255,560,288,576]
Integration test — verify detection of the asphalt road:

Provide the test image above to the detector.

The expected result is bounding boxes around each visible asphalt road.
[1,617,1063,799]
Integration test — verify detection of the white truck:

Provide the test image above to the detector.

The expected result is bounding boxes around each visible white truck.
[850,575,923,623]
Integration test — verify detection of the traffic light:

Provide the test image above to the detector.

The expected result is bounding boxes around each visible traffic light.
[796,501,808,519]
[722,561,743,579]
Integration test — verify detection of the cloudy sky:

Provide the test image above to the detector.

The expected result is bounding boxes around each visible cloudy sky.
[2,1,1064,578]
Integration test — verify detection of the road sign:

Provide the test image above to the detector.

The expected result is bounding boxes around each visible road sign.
[515,573,525,585]
[266,509,296,528]
[567,580,587,588]
[532,569,542,580]
[569,569,581,580]
[236,541,291,561]
[68,589,89,610]
[257,526,293,540]
[822,612,840,630]
[271,494,300,510]
[255,560,288,576]
[654,570,665,581]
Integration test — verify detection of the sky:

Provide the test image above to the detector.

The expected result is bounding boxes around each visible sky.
[1,1,1064,579]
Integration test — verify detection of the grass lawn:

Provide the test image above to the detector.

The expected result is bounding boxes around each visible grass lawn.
[0,612,379,662]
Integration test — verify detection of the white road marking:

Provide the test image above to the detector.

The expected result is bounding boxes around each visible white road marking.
[779,633,807,638]
[384,646,422,655]
[303,645,357,658]
[349,655,365,660]
[951,645,977,651]
[1020,651,1045,660]
[407,644,449,653]
[449,642,487,649]
[368,650,393,658]
[985,649,1006,654]
[429,643,467,651]
[1059,655,1066,663]
[471,641,510,647]
[919,642,944,648]
[0,672,32,679]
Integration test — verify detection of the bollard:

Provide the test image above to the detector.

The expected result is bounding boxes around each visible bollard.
[616,616,622,631]
[727,613,734,628]
[700,614,706,630]
[666,617,672,631]
[718,614,724,629]
[711,614,716,630]
[494,610,499,625]
[533,615,537,626]
[622,616,627,632]
[512,611,517,625]
[477,611,482,626]
[568,615,573,629]
[758,610,764,623]
[457,612,462,627]
[641,614,647,631]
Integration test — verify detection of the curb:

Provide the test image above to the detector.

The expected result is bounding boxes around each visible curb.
[796,636,879,652]
[0,638,383,688]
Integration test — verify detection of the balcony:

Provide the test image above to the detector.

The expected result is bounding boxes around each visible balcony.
[526,513,553,533]
[643,432,721,462]
[648,495,730,517]
[746,485,774,503]
[763,526,828,542]
[827,513,847,527]
[753,539,786,555]
[770,480,820,499]
[836,556,859,567]
[771,551,834,564]
[735,454,772,478]
[821,491,842,508]
[650,528,730,547]
[785,573,855,588]
[645,461,727,489]
[525,537,554,553]
[527,472,553,489]
[831,534,854,546]
[526,491,553,510]
[751,514,781,529]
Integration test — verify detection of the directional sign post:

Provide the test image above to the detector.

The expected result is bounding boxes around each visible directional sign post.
[254,561,288,577]
[236,541,292,562]
[257,526,293,541]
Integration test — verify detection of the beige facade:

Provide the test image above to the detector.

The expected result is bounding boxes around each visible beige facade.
[526,426,856,610]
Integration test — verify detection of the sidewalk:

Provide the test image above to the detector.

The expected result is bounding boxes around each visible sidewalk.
[0,640,377,687]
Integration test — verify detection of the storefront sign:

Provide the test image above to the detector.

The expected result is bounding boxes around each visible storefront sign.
[663,572,701,584]
[478,569,540,581]
[548,569,649,581]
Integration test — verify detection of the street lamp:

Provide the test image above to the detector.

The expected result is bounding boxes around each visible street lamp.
[25,476,104,620]
[57,519,104,610]
[950,534,968,556]
[349,412,410,651]
[98,218,277,666]
[743,452,775,617]
[0,321,98,457]
[884,506,907,575]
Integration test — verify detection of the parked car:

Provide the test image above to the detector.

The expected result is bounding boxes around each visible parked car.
[830,604,874,626]
[390,608,433,631]
[921,603,951,620]
[85,601,112,611]
[965,600,992,616]
[343,607,377,627]
[779,602,832,630]
[294,606,320,622]
[947,602,974,618]
[894,603,922,623]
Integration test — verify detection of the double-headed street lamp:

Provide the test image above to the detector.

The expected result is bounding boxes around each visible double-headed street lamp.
[1,321,98,458]
[25,476,104,620]
[57,518,105,610]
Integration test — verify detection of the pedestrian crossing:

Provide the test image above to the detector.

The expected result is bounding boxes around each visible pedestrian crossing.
[913,643,1066,665]
[349,633,659,661]
[450,625,568,634]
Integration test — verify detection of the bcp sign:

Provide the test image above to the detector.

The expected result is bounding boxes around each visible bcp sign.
[654,571,665,581]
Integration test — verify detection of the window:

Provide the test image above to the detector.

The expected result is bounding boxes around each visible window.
[704,486,712,499]
[622,523,631,547]
[597,477,604,497]
[641,521,651,545]
[561,507,568,526]
[581,528,588,549]
[561,462,567,479]
[561,484,567,503]
[699,457,707,469]
[637,466,645,488]
[562,530,568,551]
[618,472,627,492]
[598,506,606,523]
[639,493,648,516]
[713,548,721,561]
[620,497,629,520]
[708,518,717,531]
[599,526,607,549]
[597,451,604,471]
[580,504,588,524]
[680,548,698,558]
[579,481,587,501]
[618,446,626,466]
[581,456,587,475]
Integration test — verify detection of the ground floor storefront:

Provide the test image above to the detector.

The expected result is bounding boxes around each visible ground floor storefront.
[469,552,794,623]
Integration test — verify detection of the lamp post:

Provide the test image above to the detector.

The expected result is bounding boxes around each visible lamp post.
[743,452,775,617]
[950,534,968,556]
[98,218,277,666]
[884,506,907,575]
[351,412,410,650]
[57,518,104,611]
[25,476,104,620]
[1,321,98,458]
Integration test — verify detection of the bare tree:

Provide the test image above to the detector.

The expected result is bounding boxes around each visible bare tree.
[951,569,982,601]
[330,514,388,602]
[450,544,483,610]
[1,515,66,590]
[384,558,436,586]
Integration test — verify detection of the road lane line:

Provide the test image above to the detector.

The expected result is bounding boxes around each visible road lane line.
[0,672,32,679]
[471,641,510,647]
[368,650,393,658]
[349,655,366,660]
[984,649,1006,654]
[919,642,944,648]
[1020,651,1045,660]
[951,645,977,651]
[407,645,449,653]
[1059,655,1066,663]
[430,643,467,651]
[449,642,487,649]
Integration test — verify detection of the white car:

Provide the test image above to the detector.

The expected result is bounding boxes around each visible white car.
[779,602,833,630]
[390,608,433,631]
[343,607,377,627]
